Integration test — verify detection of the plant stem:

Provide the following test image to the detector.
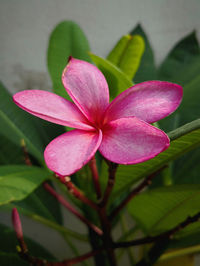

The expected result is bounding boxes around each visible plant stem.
[59,176,98,211]
[99,162,118,207]
[89,156,102,199]
[44,182,102,236]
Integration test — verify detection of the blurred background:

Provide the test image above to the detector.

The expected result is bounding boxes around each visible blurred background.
[0,0,200,264]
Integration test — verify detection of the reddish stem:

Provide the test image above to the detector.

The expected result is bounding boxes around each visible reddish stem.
[89,156,102,199]
[43,182,102,236]
[59,176,99,211]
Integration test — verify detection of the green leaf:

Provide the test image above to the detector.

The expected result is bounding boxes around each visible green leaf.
[157,32,200,185]
[47,21,91,99]
[89,52,133,99]
[14,183,63,224]
[0,134,24,165]
[130,24,157,82]
[0,83,43,163]
[0,223,55,265]
[158,31,200,82]
[128,184,200,234]
[100,119,200,196]
[0,165,51,205]
[107,34,145,80]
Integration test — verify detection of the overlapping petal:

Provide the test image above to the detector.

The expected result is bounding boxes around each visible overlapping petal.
[62,57,109,124]
[104,81,183,124]
[44,129,102,176]
[13,90,93,130]
[99,117,169,164]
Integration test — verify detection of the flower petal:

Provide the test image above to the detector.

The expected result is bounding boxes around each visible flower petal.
[44,129,102,176]
[62,57,109,124]
[104,81,183,124]
[13,90,93,130]
[99,117,169,164]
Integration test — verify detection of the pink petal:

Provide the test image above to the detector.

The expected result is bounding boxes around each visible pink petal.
[104,81,183,124]
[13,90,93,130]
[99,117,169,164]
[62,57,109,125]
[44,129,102,176]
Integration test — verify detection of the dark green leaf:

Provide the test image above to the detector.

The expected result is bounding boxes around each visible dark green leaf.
[0,83,45,163]
[158,31,200,82]
[130,24,157,82]
[47,21,91,99]
[0,135,24,165]
[0,165,51,205]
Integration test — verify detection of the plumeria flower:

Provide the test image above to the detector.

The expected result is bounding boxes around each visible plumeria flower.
[13,58,183,176]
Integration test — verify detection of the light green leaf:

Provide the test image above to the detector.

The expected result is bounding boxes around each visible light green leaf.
[89,52,133,99]
[47,21,91,99]
[0,165,51,205]
[100,119,200,196]
[107,34,145,80]
[130,24,157,82]
[128,184,200,234]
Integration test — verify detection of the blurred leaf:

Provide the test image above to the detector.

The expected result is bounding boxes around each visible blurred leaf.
[107,34,145,80]
[157,32,200,185]
[0,135,24,165]
[100,119,200,196]
[14,183,63,224]
[0,83,44,163]
[158,31,200,82]
[128,184,200,234]
[89,52,133,99]
[47,21,91,99]
[156,255,194,266]
[130,24,157,82]
[0,223,55,266]
[0,165,51,205]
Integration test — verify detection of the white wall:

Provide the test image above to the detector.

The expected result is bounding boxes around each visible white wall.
[0,0,200,93]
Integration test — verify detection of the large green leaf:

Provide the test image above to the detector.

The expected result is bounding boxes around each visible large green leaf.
[0,165,51,205]
[0,223,55,266]
[158,31,200,82]
[89,52,133,99]
[0,82,65,165]
[107,34,145,80]
[130,24,157,82]
[100,119,200,196]
[0,83,45,163]
[0,134,24,165]
[128,184,200,235]
[157,32,200,185]
[47,21,91,99]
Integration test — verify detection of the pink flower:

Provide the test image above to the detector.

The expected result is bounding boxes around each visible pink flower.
[13,58,183,176]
